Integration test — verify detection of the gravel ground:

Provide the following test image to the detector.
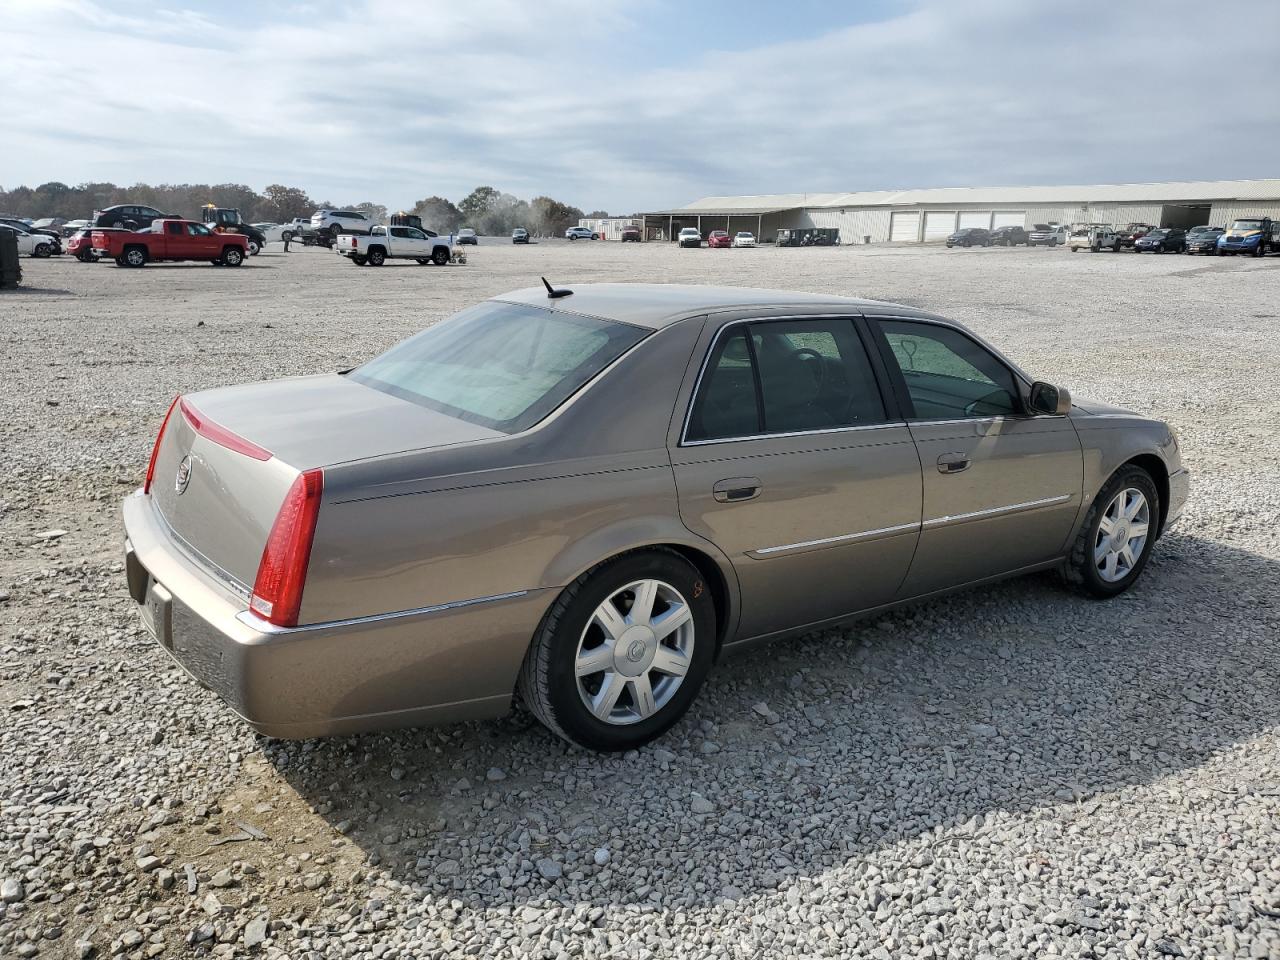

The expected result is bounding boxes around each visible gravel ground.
[2,241,1279,959]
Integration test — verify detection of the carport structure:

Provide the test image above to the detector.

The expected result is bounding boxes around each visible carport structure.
[642,206,795,242]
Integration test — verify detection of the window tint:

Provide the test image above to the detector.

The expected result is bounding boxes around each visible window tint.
[686,318,886,442]
[350,302,647,434]
[185,223,212,236]
[686,329,760,442]
[877,319,1019,419]
[390,227,410,238]
[167,222,183,235]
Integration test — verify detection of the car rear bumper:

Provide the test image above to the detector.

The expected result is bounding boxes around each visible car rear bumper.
[122,491,550,739]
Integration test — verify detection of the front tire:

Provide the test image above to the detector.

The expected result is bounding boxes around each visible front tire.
[518,550,716,751]
[33,243,53,258]
[1064,466,1160,598]
[221,247,244,267]
[432,246,449,265]
[247,239,261,256]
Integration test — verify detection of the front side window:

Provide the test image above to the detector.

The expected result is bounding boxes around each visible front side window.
[350,302,647,434]
[390,227,410,238]
[876,319,1019,420]
[686,318,886,442]
[185,223,212,236]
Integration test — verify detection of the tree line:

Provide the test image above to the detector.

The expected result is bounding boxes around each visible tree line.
[0,181,607,236]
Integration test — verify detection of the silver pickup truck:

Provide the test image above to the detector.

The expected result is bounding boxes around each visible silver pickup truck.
[334,224,461,266]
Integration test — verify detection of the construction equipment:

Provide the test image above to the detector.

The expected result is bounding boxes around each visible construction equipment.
[201,205,267,256]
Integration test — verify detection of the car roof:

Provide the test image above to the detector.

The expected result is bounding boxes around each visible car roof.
[493,283,926,330]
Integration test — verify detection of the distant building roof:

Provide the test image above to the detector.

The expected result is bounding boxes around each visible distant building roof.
[665,179,1280,212]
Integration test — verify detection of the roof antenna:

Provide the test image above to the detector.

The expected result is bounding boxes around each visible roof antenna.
[542,276,573,299]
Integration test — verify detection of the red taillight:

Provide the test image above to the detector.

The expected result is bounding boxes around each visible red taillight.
[143,395,180,494]
[250,469,324,627]
[180,398,272,461]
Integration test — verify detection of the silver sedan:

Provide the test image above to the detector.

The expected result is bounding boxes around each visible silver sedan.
[123,284,1189,750]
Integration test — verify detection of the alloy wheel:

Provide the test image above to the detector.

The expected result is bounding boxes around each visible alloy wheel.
[574,579,694,725]
[1094,488,1151,583]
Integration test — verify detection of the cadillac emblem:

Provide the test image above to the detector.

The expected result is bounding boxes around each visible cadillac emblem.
[174,455,192,495]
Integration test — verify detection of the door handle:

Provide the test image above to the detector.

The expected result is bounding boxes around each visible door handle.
[713,477,762,502]
[937,453,971,474]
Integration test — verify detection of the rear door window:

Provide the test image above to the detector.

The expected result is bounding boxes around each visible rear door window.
[874,319,1019,420]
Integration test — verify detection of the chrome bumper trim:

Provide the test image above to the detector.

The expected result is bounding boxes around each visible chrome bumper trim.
[235,590,531,635]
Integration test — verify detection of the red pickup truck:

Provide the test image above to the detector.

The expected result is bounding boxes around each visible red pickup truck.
[91,220,249,268]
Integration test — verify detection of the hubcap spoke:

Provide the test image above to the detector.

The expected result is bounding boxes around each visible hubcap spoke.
[576,643,614,677]
[593,602,627,642]
[651,645,690,677]
[629,674,656,718]
[1120,544,1136,568]
[591,672,625,719]
[651,603,691,642]
[1103,551,1118,580]
[1128,521,1149,540]
[628,580,658,626]
[1098,515,1116,534]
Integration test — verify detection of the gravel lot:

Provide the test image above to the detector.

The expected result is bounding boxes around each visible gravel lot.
[2,241,1279,959]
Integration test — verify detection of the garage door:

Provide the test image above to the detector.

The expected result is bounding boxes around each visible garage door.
[890,212,920,242]
[991,211,1026,229]
[958,211,991,230]
[924,212,956,241]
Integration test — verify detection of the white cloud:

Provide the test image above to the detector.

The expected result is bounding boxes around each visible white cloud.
[1,0,1276,211]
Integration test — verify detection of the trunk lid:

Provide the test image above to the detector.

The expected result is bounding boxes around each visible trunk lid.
[149,374,502,587]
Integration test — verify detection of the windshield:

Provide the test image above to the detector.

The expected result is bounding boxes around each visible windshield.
[349,302,648,433]
[1230,219,1265,231]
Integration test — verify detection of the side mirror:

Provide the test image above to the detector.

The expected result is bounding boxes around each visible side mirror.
[1029,381,1072,415]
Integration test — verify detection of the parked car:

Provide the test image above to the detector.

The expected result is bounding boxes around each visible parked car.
[946,227,991,248]
[335,224,455,266]
[0,223,57,257]
[457,228,479,246]
[66,227,103,262]
[1115,223,1157,250]
[1183,226,1224,255]
[1027,224,1067,247]
[122,284,1188,750]
[1216,217,1278,257]
[1068,227,1122,252]
[91,219,249,267]
[0,217,62,254]
[621,224,643,242]
[678,227,702,248]
[731,232,757,248]
[93,204,176,231]
[565,226,597,241]
[311,209,373,241]
[988,226,1029,246]
[512,228,530,244]
[1134,228,1186,254]
[60,219,92,238]
[31,217,67,233]
[707,230,732,248]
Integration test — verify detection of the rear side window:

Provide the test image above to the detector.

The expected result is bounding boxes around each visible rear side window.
[876,319,1019,419]
[350,302,647,434]
[167,222,183,235]
[686,318,886,442]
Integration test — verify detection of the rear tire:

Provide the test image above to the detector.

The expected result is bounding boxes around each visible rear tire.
[352,255,368,266]
[432,246,449,265]
[416,258,430,265]
[517,549,716,751]
[123,246,147,268]
[1063,466,1160,599]
[1254,242,1266,258]
[367,248,386,266]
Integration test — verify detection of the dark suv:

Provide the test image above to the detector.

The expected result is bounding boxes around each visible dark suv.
[989,225,1028,246]
[945,227,991,248]
[1134,228,1186,253]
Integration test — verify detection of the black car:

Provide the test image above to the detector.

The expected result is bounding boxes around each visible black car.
[989,225,1029,246]
[92,204,176,230]
[945,227,991,248]
[1184,225,1224,255]
[1134,228,1186,253]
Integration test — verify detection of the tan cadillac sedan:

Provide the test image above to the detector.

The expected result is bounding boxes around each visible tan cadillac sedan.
[123,284,1189,751]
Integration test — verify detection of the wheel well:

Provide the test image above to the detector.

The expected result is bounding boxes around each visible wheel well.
[1119,454,1169,536]
[653,544,732,653]
[367,244,386,254]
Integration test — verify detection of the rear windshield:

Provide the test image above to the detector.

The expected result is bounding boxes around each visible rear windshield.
[349,301,648,433]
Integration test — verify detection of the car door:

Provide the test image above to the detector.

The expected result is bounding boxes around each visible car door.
[185,222,221,258]
[866,316,1083,598]
[670,314,923,641]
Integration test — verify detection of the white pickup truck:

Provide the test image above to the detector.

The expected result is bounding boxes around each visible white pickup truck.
[333,224,461,266]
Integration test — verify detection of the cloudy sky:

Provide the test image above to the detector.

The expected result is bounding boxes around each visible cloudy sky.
[3,0,1277,212]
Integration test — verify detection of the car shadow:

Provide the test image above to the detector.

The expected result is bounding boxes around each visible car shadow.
[261,532,1279,908]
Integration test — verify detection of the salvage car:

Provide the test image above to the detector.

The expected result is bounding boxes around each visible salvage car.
[565,226,598,240]
[457,228,479,245]
[123,284,1189,751]
[707,230,732,248]
[1184,225,1223,255]
[93,204,176,231]
[512,228,530,244]
[0,222,57,257]
[1134,228,1186,254]
[92,219,249,267]
[1068,226,1122,252]
[678,227,702,248]
[988,226,1029,246]
[731,232,757,248]
[1027,224,1067,247]
[946,227,990,248]
[621,224,643,242]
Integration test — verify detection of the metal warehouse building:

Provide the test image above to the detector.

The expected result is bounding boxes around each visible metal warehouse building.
[643,178,1280,244]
